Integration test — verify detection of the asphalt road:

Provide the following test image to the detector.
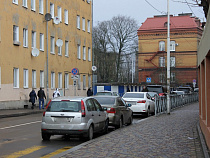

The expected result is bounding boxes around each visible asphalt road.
[0,113,144,158]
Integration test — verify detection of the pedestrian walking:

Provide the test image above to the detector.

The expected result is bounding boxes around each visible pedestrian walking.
[87,87,93,97]
[141,86,148,92]
[29,89,37,109]
[37,87,46,109]
[53,88,61,98]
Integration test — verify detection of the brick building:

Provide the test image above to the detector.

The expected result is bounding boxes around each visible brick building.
[137,14,203,88]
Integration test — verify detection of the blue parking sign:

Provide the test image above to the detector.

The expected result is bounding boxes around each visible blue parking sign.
[146,77,151,83]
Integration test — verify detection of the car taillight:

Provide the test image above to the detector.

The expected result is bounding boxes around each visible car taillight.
[81,100,86,117]
[107,108,116,114]
[43,111,46,116]
[137,100,146,103]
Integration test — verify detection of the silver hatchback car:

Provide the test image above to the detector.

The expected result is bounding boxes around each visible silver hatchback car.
[41,96,109,141]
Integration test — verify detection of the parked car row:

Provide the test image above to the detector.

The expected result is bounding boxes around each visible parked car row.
[41,92,156,141]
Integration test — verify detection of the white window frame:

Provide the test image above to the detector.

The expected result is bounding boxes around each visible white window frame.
[88,47,91,61]
[50,3,54,19]
[170,41,176,51]
[23,28,28,47]
[13,25,19,42]
[64,9,68,24]
[13,68,19,88]
[83,46,86,60]
[88,75,91,89]
[58,72,62,89]
[159,73,165,83]
[82,17,85,31]
[40,70,44,88]
[170,56,176,67]
[159,57,165,67]
[22,0,27,8]
[171,72,175,83]
[83,75,86,90]
[77,15,80,29]
[32,31,36,48]
[50,36,55,54]
[13,0,18,5]
[32,70,36,88]
[159,41,165,51]
[31,0,35,11]
[65,73,69,89]
[40,33,44,51]
[65,41,69,57]
[87,20,90,33]
[51,72,55,89]
[77,44,81,59]
[39,0,44,14]
[57,6,62,22]
[78,75,81,90]
[23,69,28,88]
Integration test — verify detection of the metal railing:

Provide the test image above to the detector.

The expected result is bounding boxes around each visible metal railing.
[155,93,199,116]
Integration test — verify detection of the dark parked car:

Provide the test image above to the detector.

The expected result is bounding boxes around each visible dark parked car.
[93,96,133,128]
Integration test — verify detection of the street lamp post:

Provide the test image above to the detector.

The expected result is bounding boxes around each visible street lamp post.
[46,0,49,104]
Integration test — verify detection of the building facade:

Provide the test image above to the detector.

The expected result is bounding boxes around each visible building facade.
[0,0,92,109]
[137,14,203,88]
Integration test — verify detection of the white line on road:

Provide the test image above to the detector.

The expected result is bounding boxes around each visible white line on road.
[0,121,42,130]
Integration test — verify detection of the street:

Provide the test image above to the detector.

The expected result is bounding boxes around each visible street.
[0,113,144,158]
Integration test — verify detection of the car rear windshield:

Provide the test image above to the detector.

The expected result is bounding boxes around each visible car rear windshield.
[47,101,81,112]
[147,86,163,94]
[123,93,144,98]
[95,97,115,105]
[176,88,190,93]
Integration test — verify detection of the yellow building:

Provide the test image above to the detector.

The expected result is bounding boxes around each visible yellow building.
[0,0,92,109]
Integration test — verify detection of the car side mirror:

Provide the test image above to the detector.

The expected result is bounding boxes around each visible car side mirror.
[126,104,132,108]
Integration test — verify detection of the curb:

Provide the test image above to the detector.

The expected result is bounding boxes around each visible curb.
[0,111,43,119]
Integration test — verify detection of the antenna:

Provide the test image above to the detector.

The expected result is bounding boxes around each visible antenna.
[31,48,40,57]
[45,13,52,21]
[56,39,63,47]
[53,16,60,24]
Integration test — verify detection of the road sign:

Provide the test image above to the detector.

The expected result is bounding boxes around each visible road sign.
[73,80,77,86]
[146,77,151,83]
[71,68,79,75]
[193,79,196,83]
[71,75,79,80]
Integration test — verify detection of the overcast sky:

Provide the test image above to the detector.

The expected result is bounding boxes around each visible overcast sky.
[93,0,205,27]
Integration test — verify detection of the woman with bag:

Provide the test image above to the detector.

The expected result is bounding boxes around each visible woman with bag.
[29,89,37,109]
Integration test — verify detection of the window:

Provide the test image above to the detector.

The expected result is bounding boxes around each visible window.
[83,46,86,60]
[13,0,18,5]
[77,15,80,29]
[170,41,176,51]
[13,25,19,42]
[23,28,28,47]
[40,70,44,88]
[32,70,36,88]
[159,73,165,83]
[159,57,165,67]
[87,20,90,33]
[51,72,55,89]
[82,17,85,31]
[32,31,36,48]
[57,6,62,22]
[23,69,28,88]
[50,36,55,53]
[58,46,62,55]
[170,56,175,67]
[87,0,90,4]
[50,3,54,19]
[65,41,69,56]
[88,47,91,61]
[65,73,69,89]
[88,75,91,88]
[40,33,44,51]
[22,0,27,7]
[58,73,62,89]
[83,75,86,90]
[171,72,175,83]
[64,9,68,24]
[78,75,81,90]
[13,68,19,88]
[31,0,35,11]
[39,0,44,14]
[77,44,81,59]
[159,41,165,51]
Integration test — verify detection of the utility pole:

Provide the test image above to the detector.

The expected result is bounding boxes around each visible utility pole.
[167,0,171,114]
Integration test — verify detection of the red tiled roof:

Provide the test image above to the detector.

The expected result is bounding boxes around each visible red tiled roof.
[138,15,199,31]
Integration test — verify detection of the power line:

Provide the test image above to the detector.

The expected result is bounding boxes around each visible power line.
[145,0,166,15]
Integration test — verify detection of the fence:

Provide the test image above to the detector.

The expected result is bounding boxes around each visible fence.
[155,92,199,116]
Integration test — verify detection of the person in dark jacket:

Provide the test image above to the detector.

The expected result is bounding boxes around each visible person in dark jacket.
[29,89,37,109]
[141,86,148,92]
[87,87,93,97]
[37,87,46,109]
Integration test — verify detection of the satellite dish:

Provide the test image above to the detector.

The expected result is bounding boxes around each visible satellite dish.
[53,16,60,24]
[56,39,63,47]
[31,48,39,57]
[45,13,52,21]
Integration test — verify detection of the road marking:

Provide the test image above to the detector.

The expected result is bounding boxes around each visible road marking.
[40,146,72,158]
[0,121,41,130]
[3,146,45,158]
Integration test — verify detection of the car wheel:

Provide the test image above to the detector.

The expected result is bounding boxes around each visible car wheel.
[86,125,94,140]
[146,109,150,117]
[42,133,51,141]
[127,115,133,125]
[103,119,109,134]
[116,118,123,129]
